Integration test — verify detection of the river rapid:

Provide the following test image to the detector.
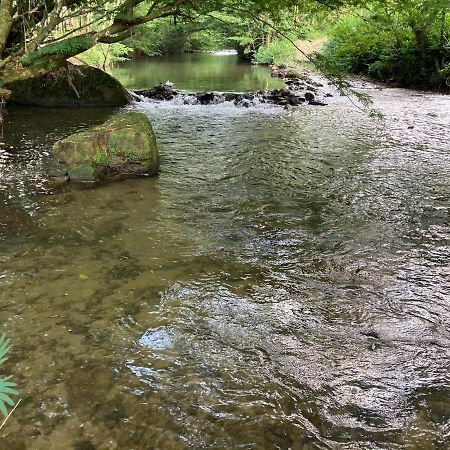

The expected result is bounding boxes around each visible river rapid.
[0,55,449,449]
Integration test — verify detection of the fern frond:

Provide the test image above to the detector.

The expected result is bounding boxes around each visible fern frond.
[0,379,17,418]
[0,334,10,362]
[0,334,18,418]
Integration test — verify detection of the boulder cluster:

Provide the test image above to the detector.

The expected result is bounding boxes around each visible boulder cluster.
[270,64,333,106]
[133,66,332,108]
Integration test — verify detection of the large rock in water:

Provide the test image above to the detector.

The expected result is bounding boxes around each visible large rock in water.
[6,63,131,107]
[52,112,159,181]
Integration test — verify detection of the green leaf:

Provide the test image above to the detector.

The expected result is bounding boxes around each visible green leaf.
[0,401,8,418]
[0,386,18,396]
[0,393,15,406]
[0,334,10,361]
[0,335,18,418]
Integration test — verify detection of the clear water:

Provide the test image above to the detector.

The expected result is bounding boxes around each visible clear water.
[0,57,449,449]
[107,53,285,91]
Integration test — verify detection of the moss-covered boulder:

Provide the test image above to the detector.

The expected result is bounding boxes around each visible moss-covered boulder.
[52,112,159,182]
[6,63,131,107]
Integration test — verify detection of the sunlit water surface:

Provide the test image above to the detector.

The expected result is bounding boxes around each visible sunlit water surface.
[0,58,449,449]
[107,53,285,91]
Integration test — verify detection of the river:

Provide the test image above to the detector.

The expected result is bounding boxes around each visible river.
[107,52,285,91]
[0,53,449,449]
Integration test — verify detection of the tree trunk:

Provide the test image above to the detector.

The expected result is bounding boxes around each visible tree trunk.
[0,0,13,57]
[413,27,426,60]
[265,31,272,49]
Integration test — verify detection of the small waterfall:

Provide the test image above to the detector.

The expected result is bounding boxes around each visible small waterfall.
[133,85,330,109]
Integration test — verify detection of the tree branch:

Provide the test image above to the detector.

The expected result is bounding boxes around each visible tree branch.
[94,0,189,42]
[26,0,67,54]
[99,29,133,43]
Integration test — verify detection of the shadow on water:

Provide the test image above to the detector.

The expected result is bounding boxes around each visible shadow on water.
[0,106,116,238]
[0,56,449,449]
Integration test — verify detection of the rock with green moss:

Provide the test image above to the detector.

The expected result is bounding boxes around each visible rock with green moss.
[6,63,131,107]
[52,112,159,182]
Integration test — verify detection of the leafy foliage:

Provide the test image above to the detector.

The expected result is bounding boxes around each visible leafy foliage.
[321,2,450,89]
[0,334,18,419]
[252,37,296,64]
[1,0,447,92]
[20,36,96,67]
[123,18,231,56]
[78,42,133,69]
[1,0,319,91]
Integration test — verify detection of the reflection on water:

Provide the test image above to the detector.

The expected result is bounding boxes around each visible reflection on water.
[139,327,174,350]
[108,53,286,91]
[0,76,449,449]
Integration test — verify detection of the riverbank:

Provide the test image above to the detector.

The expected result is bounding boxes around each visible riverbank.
[289,38,450,95]
[295,37,327,61]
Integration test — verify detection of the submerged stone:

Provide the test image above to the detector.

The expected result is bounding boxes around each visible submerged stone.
[52,112,159,182]
[224,92,239,102]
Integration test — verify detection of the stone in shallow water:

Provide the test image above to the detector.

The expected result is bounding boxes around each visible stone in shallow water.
[73,441,96,450]
[135,84,177,100]
[52,112,159,182]
[360,328,381,339]
[304,91,315,102]
[197,92,216,105]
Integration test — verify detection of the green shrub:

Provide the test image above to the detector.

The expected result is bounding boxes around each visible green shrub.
[252,37,295,65]
[322,8,450,89]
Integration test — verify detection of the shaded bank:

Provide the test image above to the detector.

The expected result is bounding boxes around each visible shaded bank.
[5,64,131,107]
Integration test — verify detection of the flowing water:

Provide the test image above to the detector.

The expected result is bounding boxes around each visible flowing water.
[0,56,449,449]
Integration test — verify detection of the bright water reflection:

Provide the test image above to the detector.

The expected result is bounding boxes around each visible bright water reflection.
[0,75,449,449]
[108,53,286,91]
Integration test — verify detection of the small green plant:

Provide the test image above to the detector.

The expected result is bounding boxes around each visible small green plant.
[252,37,295,65]
[93,147,108,164]
[0,334,18,420]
